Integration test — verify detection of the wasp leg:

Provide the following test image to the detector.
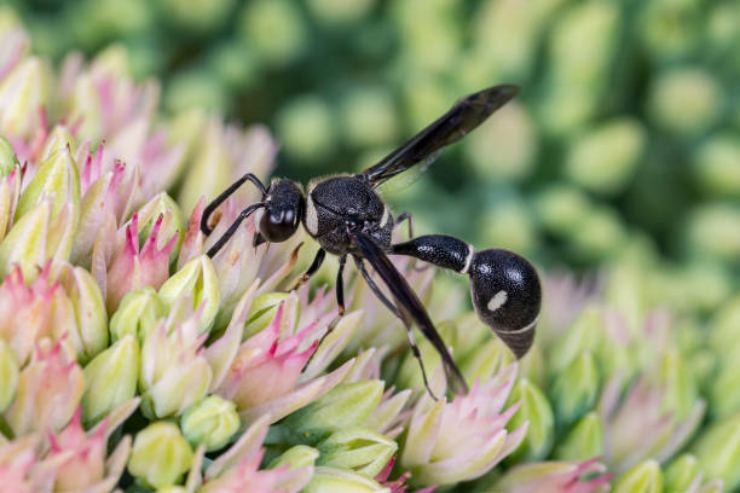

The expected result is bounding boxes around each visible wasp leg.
[206,203,265,258]
[302,255,346,372]
[354,256,440,401]
[201,172,267,235]
[395,212,414,239]
[292,248,326,291]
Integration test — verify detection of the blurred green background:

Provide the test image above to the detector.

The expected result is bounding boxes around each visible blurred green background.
[8,0,739,278]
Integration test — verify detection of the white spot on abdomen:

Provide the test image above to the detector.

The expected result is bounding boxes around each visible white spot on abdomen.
[487,290,508,312]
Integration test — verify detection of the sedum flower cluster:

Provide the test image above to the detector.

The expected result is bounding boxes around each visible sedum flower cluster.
[0,12,737,493]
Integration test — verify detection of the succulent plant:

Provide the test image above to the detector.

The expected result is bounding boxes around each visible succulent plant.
[0,11,737,493]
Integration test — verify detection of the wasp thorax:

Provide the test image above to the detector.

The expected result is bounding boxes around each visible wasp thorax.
[260,179,304,243]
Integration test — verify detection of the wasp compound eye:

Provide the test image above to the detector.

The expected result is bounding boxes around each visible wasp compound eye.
[260,207,299,242]
[468,249,541,358]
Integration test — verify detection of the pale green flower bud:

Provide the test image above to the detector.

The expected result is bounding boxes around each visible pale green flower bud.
[306,0,375,26]
[0,136,18,175]
[570,206,627,261]
[159,255,220,334]
[181,395,239,452]
[508,378,554,461]
[340,87,399,148]
[159,0,235,32]
[555,412,604,461]
[244,292,291,338]
[694,133,740,198]
[16,144,80,227]
[135,192,185,262]
[648,68,721,136]
[565,118,646,195]
[280,381,384,444]
[664,454,702,493]
[39,125,77,161]
[0,339,18,412]
[613,460,664,493]
[686,204,740,263]
[534,184,592,236]
[128,422,194,490]
[692,413,740,490]
[551,351,600,426]
[0,197,76,279]
[277,95,336,162]
[304,467,389,493]
[317,428,398,478]
[238,0,307,67]
[269,445,320,470]
[550,305,603,371]
[461,336,515,386]
[56,264,108,363]
[0,57,51,139]
[480,199,537,254]
[82,334,139,425]
[110,287,167,342]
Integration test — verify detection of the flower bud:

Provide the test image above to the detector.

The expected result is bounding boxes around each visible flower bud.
[47,409,132,492]
[140,321,212,419]
[127,421,194,490]
[565,118,646,195]
[551,351,600,426]
[304,467,389,493]
[40,124,77,161]
[0,136,18,175]
[4,341,84,435]
[612,460,664,493]
[317,428,398,478]
[691,413,740,490]
[16,144,80,229]
[106,212,179,312]
[82,334,139,425]
[134,192,185,262]
[0,56,50,140]
[0,197,76,280]
[494,458,612,493]
[269,445,320,470]
[402,366,526,486]
[0,339,18,412]
[554,412,604,461]
[664,454,702,493]
[0,162,21,243]
[507,378,555,461]
[56,263,108,363]
[181,395,239,452]
[648,68,720,136]
[244,291,292,338]
[159,255,221,334]
[109,287,167,342]
[280,381,384,444]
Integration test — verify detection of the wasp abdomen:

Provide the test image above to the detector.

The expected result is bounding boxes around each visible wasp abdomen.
[468,249,541,358]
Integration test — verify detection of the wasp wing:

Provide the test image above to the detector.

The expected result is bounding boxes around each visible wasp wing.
[360,84,519,188]
[350,230,469,395]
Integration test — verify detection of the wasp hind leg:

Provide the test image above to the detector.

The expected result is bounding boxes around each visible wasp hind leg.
[354,256,440,401]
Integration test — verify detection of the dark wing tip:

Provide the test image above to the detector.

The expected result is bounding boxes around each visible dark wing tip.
[466,83,520,112]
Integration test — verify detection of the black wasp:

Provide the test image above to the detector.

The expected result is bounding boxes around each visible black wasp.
[200,84,541,398]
